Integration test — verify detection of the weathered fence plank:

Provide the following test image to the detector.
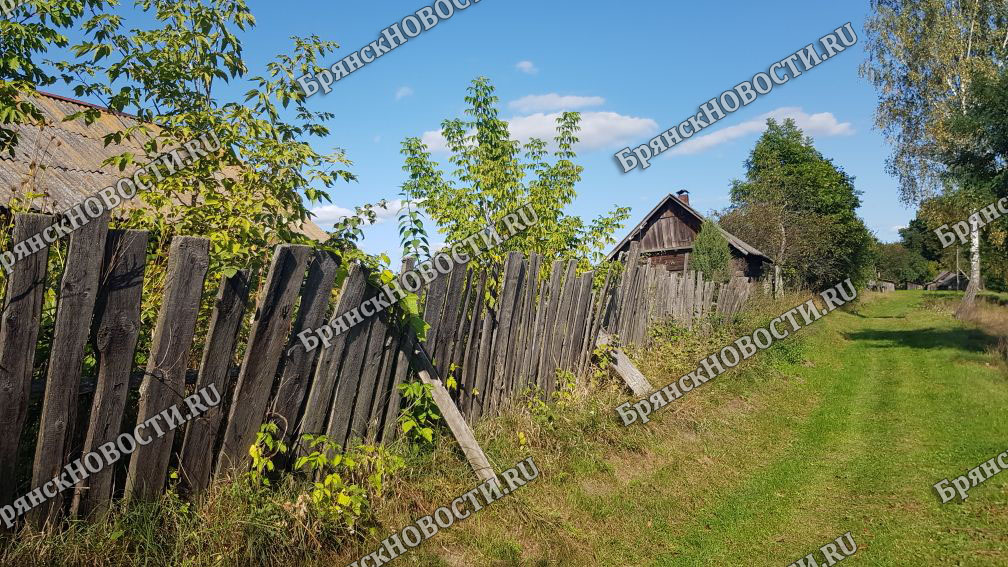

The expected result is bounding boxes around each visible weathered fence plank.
[367,326,401,443]
[0,214,53,508]
[564,271,593,371]
[433,264,468,376]
[536,260,565,390]
[409,342,495,483]
[470,269,498,422]
[214,244,311,474]
[597,330,652,397]
[460,270,487,419]
[326,291,380,448]
[271,251,340,443]
[347,309,391,443]
[545,260,578,394]
[177,270,251,495]
[30,214,108,525]
[512,253,540,391]
[298,265,368,443]
[488,252,523,414]
[125,236,210,501]
[70,230,148,517]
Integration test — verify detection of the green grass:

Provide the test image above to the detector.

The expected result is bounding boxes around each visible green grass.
[397,291,1008,566]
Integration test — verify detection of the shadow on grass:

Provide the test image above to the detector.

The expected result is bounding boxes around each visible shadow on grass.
[842,327,998,354]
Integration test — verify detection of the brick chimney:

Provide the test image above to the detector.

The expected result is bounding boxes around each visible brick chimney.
[675,189,689,205]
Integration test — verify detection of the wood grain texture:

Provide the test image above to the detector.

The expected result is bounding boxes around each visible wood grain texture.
[409,342,495,483]
[346,308,390,444]
[597,330,653,397]
[487,252,523,415]
[536,260,565,388]
[0,214,53,507]
[460,269,488,420]
[125,236,210,502]
[70,230,148,518]
[298,265,368,444]
[214,244,311,475]
[30,213,108,525]
[325,291,378,448]
[470,266,499,422]
[545,260,577,395]
[271,251,340,443]
[177,270,251,495]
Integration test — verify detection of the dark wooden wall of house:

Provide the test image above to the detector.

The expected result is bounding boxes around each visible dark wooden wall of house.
[645,249,768,280]
[637,204,699,253]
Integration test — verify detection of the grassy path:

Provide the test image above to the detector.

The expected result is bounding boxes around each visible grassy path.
[425,292,1008,566]
[656,291,1008,566]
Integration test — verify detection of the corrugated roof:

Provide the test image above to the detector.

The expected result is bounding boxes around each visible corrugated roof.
[0,91,328,241]
[605,193,772,262]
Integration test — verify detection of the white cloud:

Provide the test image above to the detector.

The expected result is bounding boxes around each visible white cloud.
[395,86,414,100]
[515,60,538,74]
[310,199,408,228]
[421,111,657,152]
[667,107,854,156]
[309,204,355,226]
[508,94,605,113]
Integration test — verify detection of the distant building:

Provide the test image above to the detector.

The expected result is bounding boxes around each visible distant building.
[606,190,773,280]
[926,270,970,291]
[868,279,896,292]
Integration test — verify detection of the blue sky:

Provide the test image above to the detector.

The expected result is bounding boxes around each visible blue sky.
[53,1,912,261]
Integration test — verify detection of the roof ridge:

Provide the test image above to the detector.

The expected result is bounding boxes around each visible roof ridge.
[36,90,145,122]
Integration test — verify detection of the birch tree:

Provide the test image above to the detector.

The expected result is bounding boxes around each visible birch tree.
[861,0,1008,311]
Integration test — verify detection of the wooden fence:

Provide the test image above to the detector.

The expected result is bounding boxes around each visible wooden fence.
[604,241,753,346]
[0,214,755,528]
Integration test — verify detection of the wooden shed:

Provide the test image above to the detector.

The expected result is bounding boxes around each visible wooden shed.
[926,270,970,291]
[606,191,773,280]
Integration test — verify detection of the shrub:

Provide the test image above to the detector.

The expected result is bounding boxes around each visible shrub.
[691,219,733,283]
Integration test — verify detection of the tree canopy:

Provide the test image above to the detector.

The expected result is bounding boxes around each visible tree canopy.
[399,77,630,270]
[719,118,874,291]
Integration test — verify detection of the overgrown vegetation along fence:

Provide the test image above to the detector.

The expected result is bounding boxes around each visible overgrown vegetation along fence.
[0,213,756,529]
[604,241,753,347]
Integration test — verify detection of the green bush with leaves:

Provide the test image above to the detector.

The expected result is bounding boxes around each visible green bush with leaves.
[397,380,442,449]
[691,218,733,283]
[294,435,403,531]
[399,76,630,271]
[246,423,404,533]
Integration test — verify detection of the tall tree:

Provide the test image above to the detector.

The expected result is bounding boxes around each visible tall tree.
[875,242,931,284]
[940,69,1008,291]
[899,217,944,263]
[862,0,1008,310]
[720,118,874,291]
[399,77,630,269]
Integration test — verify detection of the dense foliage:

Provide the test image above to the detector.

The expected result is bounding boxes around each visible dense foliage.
[873,242,931,284]
[719,118,874,291]
[399,77,630,271]
[690,219,733,283]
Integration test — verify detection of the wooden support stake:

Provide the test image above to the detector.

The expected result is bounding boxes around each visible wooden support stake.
[597,330,652,398]
[410,342,495,483]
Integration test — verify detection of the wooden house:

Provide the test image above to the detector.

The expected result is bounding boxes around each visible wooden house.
[606,191,773,280]
[926,270,970,291]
